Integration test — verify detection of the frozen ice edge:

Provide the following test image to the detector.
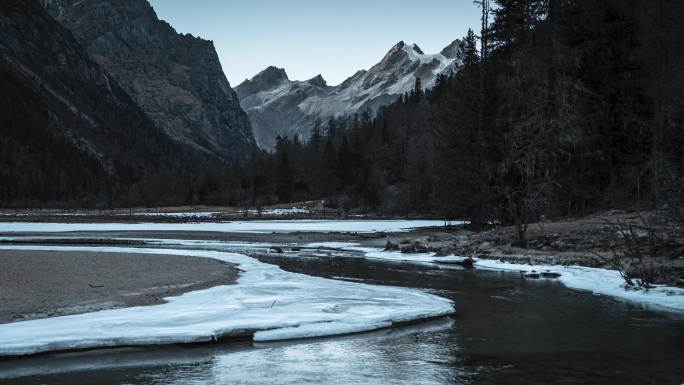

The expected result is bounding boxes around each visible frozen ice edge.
[473,259,684,313]
[315,243,684,313]
[0,219,453,234]
[0,245,454,357]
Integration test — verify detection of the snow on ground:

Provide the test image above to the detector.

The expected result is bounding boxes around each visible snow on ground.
[129,212,222,218]
[0,220,450,234]
[119,208,310,218]
[244,208,310,216]
[0,245,454,357]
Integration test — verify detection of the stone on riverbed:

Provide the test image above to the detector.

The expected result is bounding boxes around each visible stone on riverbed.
[523,271,541,279]
[384,240,400,251]
[522,270,561,279]
[401,242,430,254]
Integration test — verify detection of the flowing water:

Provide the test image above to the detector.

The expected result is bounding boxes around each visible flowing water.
[0,244,682,385]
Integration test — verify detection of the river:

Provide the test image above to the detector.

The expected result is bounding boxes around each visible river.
[0,242,682,385]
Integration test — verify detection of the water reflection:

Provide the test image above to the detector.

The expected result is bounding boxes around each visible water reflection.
[0,319,462,385]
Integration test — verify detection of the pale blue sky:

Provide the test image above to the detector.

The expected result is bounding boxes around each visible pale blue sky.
[149,0,480,86]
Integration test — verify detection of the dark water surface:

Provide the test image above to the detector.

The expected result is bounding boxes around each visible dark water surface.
[1,247,682,385]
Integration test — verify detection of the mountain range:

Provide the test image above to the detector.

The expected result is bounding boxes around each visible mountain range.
[235,40,464,150]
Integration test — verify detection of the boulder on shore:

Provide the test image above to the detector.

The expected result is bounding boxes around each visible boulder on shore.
[462,257,475,268]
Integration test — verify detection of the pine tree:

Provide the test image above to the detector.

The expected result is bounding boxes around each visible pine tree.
[463,28,479,67]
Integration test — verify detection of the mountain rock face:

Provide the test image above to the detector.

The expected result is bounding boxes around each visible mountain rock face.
[235,41,463,150]
[40,0,255,164]
[0,0,190,204]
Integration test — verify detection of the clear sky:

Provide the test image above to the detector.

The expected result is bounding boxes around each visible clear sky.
[148,0,480,87]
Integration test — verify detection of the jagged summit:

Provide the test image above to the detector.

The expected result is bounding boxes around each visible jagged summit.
[236,66,290,97]
[306,74,328,88]
[386,41,423,57]
[255,66,289,83]
[383,41,408,60]
[236,39,465,151]
[440,39,464,59]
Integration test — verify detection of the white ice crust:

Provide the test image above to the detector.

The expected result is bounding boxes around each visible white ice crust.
[0,220,450,234]
[473,259,684,312]
[318,243,684,312]
[0,246,454,357]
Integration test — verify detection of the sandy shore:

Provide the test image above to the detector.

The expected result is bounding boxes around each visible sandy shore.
[0,250,238,324]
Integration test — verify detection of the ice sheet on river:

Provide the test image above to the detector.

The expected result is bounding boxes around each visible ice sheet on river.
[311,243,684,312]
[0,246,454,357]
[474,259,684,312]
[0,220,452,234]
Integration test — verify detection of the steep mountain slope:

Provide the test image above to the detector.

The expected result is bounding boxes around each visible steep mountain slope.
[40,0,256,164]
[236,40,463,150]
[0,0,190,205]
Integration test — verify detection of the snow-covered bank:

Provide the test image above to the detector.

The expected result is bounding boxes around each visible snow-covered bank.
[131,211,222,218]
[120,208,310,218]
[300,242,684,312]
[473,259,684,312]
[0,245,454,357]
[0,220,451,234]
[245,208,310,216]
[322,244,684,312]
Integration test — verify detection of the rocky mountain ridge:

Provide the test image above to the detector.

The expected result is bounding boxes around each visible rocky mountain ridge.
[0,0,191,205]
[235,40,464,150]
[40,0,256,164]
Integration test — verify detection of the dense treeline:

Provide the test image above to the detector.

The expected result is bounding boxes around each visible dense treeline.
[4,0,683,239]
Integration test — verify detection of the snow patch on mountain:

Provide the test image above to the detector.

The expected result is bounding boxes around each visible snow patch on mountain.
[235,40,464,150]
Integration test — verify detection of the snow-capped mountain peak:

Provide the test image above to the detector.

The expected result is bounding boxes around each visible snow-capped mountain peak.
[408,43,424,55]
[237,66,290,97]
[440,39,464,59]
[235,39,464,150]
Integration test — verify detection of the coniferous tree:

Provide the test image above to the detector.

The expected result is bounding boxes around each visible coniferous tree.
[462,28,480,67]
